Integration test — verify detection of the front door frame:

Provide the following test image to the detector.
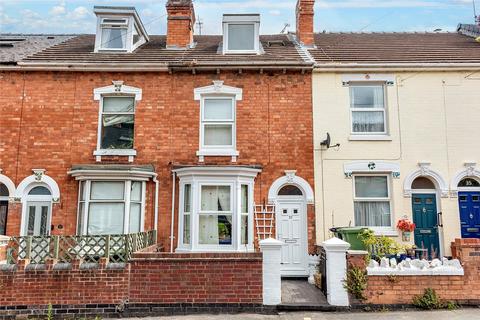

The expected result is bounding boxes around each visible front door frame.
[411,190,443,258]
[458,188,480,238]
[275,195,308,277]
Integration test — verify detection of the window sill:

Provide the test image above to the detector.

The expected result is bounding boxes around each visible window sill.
[93,149,137,162]
[196,149,239,162]
[372,229,398,237]
[349,135,392,141]
[175,246,255,253]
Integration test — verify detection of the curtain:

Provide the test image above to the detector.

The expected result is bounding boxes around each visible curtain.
[354,201,391,227]
[199,215,219,244]
[101,28,127,49]
[129,203,141,233]
[355,176,388,198]
[352,111,385,133]
[204,124,232,146]
[88,203,124,235]
[201,186,230,211]
[228,24,255,50]
[90,181,124,200]
[351,86,384,108]
[204,99,232,120]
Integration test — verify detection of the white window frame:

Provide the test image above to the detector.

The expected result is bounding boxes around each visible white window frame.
[349,83,388,136]
[353,174,393,232]
[175,167,259,253]
[194,81,242,162]
[93,81,142,162]
[98,17,129,51]
[76,180,146,235]
[93,7,149,53]
[222,15,260,55]
[200,97,236,153]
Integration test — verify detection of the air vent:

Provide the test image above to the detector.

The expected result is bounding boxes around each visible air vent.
[267,40,285,47]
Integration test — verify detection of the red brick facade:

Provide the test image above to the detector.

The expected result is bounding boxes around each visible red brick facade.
[166,0,195,48]
[0,251,262,317]
[0,70,315,252]
[296,0,315,46]
[347,238,480,305]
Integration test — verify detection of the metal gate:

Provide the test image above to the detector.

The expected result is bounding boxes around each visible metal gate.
[318,246,327,295]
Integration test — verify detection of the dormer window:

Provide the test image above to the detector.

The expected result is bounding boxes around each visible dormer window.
[100,18,128,49]
[94,6,149,53]
[222,14,260,54]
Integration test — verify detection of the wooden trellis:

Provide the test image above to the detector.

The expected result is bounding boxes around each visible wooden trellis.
[254,204,276,243]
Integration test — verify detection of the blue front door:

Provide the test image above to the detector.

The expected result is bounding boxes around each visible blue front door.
[458,192,480,238]
[412,194,440,259]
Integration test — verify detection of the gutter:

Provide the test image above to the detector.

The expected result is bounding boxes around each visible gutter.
[313,62,480,72]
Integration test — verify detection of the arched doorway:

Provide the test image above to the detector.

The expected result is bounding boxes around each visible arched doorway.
[268,171,314,277]
[457,177,480,239]
[410,176,440,258]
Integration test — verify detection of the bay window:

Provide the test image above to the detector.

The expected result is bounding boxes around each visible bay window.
[353,175,391,228]
[175,166,260,252]
[77,180,145,235]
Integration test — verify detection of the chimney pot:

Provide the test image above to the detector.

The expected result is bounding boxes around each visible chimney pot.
[296,0,315,47]
[166,0,195,48]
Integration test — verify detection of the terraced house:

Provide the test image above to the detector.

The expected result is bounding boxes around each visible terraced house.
[0,0,317,277]
[310,23,480,257]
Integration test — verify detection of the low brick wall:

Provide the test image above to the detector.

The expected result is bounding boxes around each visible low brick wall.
[348,239,480,306]
[130,252,263,304]
[0,251,264,318]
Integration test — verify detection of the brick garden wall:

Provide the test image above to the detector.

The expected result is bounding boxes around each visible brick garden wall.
[347,238,480,306]
[0,70,315,252]
[0,251,263,318]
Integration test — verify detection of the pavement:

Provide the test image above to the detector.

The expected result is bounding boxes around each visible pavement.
[125,309,480,319]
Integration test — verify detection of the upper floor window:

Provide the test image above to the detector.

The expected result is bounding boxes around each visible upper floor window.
[100,96,135,150]
[100,18,129,50]
[201,98,235,150]
[94,6,149,53]
[194,81,242,162]
[353,175,391,228]
[93,81,142,162]
[350,84,387,135]
[222,14,260,54]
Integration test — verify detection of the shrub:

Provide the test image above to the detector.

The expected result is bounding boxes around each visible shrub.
[344,266,368,301]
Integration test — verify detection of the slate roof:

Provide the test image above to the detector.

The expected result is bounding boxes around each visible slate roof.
[19,34,309,68]
[0,35,74,64]
[310,32,480,64]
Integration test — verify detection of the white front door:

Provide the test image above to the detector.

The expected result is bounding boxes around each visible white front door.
[277,200,308,276]
[24,202,51,236]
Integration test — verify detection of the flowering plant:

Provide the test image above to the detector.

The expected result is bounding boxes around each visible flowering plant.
[397,219,416,232]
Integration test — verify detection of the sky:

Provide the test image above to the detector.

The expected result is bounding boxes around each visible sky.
[0,0,477,35]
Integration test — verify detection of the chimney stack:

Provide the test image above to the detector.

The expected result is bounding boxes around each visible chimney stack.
[296,0,315,47]
[166,0,195,48]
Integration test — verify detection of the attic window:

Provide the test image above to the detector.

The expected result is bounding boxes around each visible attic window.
[222,14,260,54]
[93,6,149,53]
[100,18,129,49]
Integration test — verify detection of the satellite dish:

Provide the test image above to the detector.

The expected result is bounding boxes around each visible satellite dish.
[321,132,331,148]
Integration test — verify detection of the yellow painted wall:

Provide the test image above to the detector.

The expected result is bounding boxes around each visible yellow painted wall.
[313,71,480,256]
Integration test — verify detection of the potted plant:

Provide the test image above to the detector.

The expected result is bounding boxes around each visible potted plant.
[397,218,416,242]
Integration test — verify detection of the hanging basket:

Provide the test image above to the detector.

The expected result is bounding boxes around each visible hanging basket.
[402,231,411,242]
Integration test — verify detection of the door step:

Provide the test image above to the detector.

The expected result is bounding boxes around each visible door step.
[277,303,349,312]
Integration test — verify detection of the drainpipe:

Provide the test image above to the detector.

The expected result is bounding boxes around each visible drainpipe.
[153,175,159,235]
[170,172,176,253]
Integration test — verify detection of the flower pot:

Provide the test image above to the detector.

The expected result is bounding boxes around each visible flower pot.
[402,231,411,242]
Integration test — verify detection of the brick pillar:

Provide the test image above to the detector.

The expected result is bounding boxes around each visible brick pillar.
[296,0,315,47]
[323,237,350,306]
[166,0,196,49]
[260,238,284,306]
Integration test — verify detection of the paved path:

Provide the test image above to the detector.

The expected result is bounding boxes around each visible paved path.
[126,309,480,320]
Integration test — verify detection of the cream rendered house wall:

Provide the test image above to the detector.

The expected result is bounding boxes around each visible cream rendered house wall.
[313,71,480,256]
